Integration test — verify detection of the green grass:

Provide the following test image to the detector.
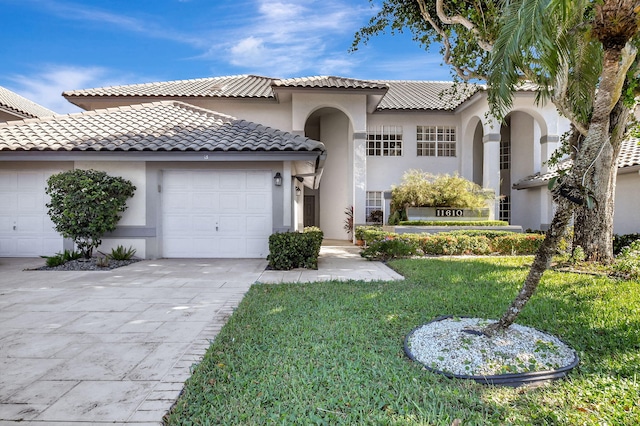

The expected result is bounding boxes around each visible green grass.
[165,257,640,425]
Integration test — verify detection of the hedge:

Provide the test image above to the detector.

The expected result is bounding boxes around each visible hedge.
[398,220,509,226]
[358,228,546,260]
[267,226,324,270]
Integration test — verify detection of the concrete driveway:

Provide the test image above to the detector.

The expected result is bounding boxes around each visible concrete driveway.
[0,243,402,425]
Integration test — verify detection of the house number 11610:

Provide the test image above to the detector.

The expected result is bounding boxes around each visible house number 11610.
[435,208,464,217]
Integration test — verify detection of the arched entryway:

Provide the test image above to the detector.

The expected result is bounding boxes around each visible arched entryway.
[303,107,354,240]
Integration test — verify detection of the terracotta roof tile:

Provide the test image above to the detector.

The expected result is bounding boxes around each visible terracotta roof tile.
[63,75,277,99]
[374,81,481,110]
[275,76,388,90]
[0,86,57,119]
[0,101,325,153]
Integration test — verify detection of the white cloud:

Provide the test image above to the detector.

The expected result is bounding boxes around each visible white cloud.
[6,65,149,114]
[218,0,370,77]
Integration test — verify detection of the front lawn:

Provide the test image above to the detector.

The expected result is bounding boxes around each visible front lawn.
[165,257,640,425]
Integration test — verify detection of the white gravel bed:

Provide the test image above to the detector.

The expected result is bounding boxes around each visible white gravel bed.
[407,317,576,376]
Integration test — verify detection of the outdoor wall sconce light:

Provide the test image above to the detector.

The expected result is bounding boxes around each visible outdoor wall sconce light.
[295,186,302,196]
[274,172,282,186]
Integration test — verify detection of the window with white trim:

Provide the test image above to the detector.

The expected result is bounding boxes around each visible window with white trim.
[416,126,456,157]
[500,196,511,223]
[366,191,383,224]
[367,126,403,156]
[500,137,510,170]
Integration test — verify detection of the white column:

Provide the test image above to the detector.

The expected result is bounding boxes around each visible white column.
[483,133,501,218]
[283,161,292,229]
[353,131,367,227]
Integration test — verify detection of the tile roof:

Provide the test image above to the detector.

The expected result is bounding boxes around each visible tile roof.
[63,74,484,111]
[0,101,325,153]
[374,81,481,111]
[63,75,277,99]
[513,136,640,189]
[274,76,388,90]
[0,86,57,119]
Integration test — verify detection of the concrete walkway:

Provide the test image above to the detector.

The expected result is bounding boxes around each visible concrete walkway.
[0,242,402,425]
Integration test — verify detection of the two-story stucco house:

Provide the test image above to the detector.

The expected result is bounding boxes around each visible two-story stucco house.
[0,75,638,259]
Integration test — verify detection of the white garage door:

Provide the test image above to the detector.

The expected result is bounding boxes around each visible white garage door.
[162,170,272,258]
[0,170,63,257]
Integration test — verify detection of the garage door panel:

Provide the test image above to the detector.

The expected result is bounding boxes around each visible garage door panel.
[192,215,217,233]
[163,192,190,211]
[219,193,243,211]
[246,171,269,189]
[0,216,13,232]
[0,170,63,257]
[192,192,218,211]
[218,216,242,234]
[246,238,269,258]
[163,214,193,235]
[18,193,45,213]
[219,172,243,190]
[246,216,270,234]
[246,193,269,212]
[17,172,43,190]
[162,170,272,258]
[17,215,48,233]
[0,172,18,188]
[217,237,245,257]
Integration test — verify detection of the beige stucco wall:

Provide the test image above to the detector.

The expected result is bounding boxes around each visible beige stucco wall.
[614,171,640,234]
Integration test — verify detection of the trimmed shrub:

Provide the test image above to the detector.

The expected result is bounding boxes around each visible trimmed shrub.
[354,225,381,241]
[418,234,492,255]
[359,227,389,246]
[444,230,517,239]
[361,235,418,261]
[399,220,509,227]
[267,227,324,270]
[46,169,136,258]
[490,234,545,255]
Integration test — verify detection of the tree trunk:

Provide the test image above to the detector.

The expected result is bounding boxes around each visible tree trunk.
[573,101,630,263]
[484,31,636,333]
[484,197,575,334]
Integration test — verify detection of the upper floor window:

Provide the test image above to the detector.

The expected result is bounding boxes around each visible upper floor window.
[367,126,403,156]
[500,137,511,170]
[416,126,456,157]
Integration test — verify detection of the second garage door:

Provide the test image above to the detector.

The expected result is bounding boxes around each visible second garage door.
[0,169,63,257]
[162,170,272,258]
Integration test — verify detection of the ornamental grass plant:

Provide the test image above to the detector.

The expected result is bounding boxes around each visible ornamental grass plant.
[165,257,640,425]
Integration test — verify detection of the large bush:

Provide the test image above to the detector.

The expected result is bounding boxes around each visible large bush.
[267,227,324,270]
[391,170,493,213]
[46,169,136,258]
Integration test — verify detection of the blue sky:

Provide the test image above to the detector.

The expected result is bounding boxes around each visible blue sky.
[1,0,451,114]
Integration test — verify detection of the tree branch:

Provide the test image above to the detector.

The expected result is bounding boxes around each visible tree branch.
[435,0,493,52]
[415,0,488,81]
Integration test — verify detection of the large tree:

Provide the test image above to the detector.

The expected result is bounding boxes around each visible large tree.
[355,0,639,331]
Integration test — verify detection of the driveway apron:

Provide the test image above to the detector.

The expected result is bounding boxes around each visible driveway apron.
[0,242,402,425]
[0,258,264,425]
